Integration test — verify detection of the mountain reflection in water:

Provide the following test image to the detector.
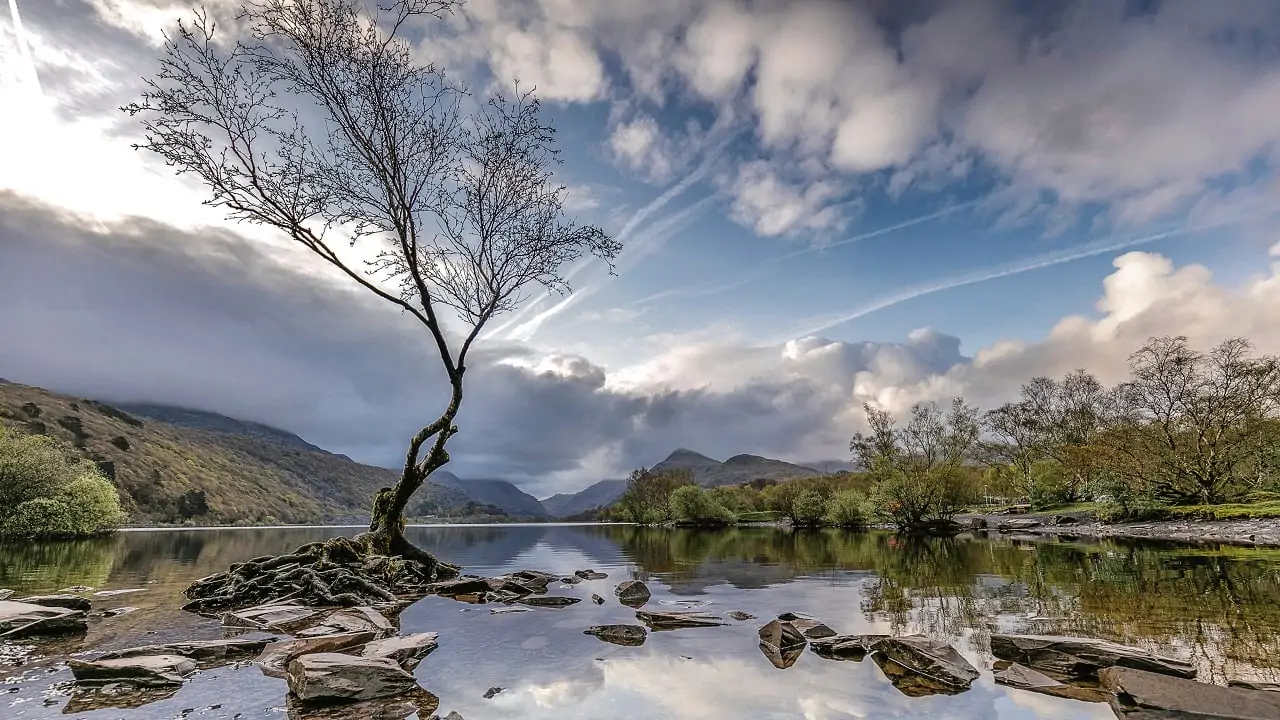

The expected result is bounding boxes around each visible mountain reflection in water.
[2,525,1279,719]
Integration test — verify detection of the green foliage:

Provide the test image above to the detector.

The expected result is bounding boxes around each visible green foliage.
[791,490,827,526]
[0,426,125,538]
[1028,460,1072,510]
[3,498,75,538]
[177,488,211,519]
[615,467,695,524]
[670,485,735,526]
[825,489,870,527]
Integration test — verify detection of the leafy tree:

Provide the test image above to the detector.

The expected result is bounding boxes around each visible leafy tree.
[615,467,695,523]
[825,489,870,527]
[979,400,1044,499]
[0,427,125,537]
[177,488,211,520]
[670,485,735,526]
[790,490,827,526]
[123,0,620,564]
[60,475,127,535]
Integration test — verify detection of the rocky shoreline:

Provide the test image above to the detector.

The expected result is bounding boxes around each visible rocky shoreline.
[957,512,1280,548]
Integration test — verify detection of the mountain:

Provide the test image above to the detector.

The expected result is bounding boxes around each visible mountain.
[541,479,628,518]
[799,459,860,473]
[651,449,826,487]
[0,382,474,524]
[428,472,549,518]
[111,402,326,454]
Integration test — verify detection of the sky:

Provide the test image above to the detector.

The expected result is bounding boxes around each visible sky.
[2,0,1280,498]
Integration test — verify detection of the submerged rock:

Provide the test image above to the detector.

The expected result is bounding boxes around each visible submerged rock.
[0,600,88,638]
[728,611,756,621]
[591,594,605,605]
[256,631,378,679]
[809,634,889,660]
[222,603,320,632]
[483,687,503,699]
[584,625,647,647]
[286,653,419,703]
[575,570,608,580]
[990,634,1196,681]
[427,578,493,597]
[101,637,277,661]
[16,594,93,612]
[614,581,651,607]
[69,654,197,688]
[636,610,727,630]
[518,596,581,608]
[296,606,395,638]
[994,663,1110,703]
[558,575,582,585]
[1101,666,1280,719]
[758,620,808,670]
[484,577,537,597]
[871,637,979,695]
[362,632,440,671]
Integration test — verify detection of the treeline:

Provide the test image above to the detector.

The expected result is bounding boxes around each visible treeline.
[603,336,1280,531]
[0,426,126,538]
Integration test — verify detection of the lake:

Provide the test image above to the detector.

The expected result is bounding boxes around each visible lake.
[3,525,1280,719]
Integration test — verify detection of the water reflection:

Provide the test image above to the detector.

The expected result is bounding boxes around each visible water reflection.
[1,525,1278,719]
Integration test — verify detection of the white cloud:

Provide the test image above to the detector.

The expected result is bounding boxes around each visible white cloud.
[725,160,852,237]
[608,113,675,183]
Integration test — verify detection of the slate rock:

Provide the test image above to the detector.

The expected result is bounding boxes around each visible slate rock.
[517,596,581,608]
[591,594,605,605]
[574,570,608,580]
[296,606,395,638]
[101,637,277,661]
[362,632,440,671]
[221,603,319,632]
[286,653,418,703]
[614,581,651,607]
[728,611,756,621]
[584,625,647,647]
[990,634,1196,681]
[872,636,979,694]
[16,594,93,612]
[809,634,889,660]
[69,654,197,688]
[426,578,493,597]
[1101,666,1280,719]
[994,662,1109,703]
[255,631,378,679]
[636,610,726,630]
[0,600,88,638]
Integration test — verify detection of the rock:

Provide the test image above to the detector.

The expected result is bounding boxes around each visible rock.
[0,600,88,638]
[362,633,440,671]
[93,606,139,618]
[990,634,1196,681]
[0,589,12,600]
[968,518,988,530]
[758,620,807,670]
[286,653,418,703]
[575,570,608,580]
[558,575,582,584]
[728,611,756,621]
[101,637,277,661]
[15,594,93,612]
[222,603,319,632]
[286,687,439,720]
[483,687,503,699]
[776,613,837,639]
[1229,680,1280,693]
[591,594,605,605]
[636,610,726,630]
[60,585,94,593]
[584,625,647,647]
[1101,666,1280,719]
[426,578,493,597]
[997,519,1043,532]
[1051,515,1079,526]
[69,654,197,688]
[994,663,1109,703]
[256,631,378,679]
[871,637,979,694]
[517,596,581,608]
[296,606,395,638]
[484,577,536,596]
[809,634,889,660]
[614,581,651,607]
[94,588,145,597]
[489,606,530,615]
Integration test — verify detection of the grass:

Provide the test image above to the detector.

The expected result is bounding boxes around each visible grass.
[1160,500,1280,521]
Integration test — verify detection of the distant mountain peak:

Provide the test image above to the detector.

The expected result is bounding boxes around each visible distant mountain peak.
[661,448,721,465]
[652,448,825,487]
[723,453,767,465]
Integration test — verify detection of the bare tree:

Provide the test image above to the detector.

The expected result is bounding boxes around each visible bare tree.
[1019,369,1123,500]
[979,400,1044,497]
[122,0,621,566]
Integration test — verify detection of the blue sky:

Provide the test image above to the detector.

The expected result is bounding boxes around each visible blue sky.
[2,0,1279,495]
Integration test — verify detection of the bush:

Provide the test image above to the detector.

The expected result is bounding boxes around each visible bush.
[825,489,869,527]
[3,498,75,538]
[0,427,126,537]
[1028,461,1072,510]
[791,490,827,526]
[60,475,126,534]
[670,485,735,526]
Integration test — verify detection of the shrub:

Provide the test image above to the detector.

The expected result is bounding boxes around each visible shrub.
[1028,461,1072,510]
[0,427,125,537]
[177,488,210,519]
[3,498,75,537]
[825,489,870,527]
[791,490,827,526]
[671,485,735,526]
[60,475,126,534]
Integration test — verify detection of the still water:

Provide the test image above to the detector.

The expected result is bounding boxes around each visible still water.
[2,525,1280,719]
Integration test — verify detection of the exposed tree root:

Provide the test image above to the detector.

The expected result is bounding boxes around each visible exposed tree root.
[182,535,460,613]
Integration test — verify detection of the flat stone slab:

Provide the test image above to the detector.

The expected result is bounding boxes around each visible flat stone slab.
[255,631,378,679]
[100,637,278,661]
[0,589,13,600]
[990,634,1196,681]
[574,570,608,580]
[810,634,889,660]
[69,654,197,688]
[16,594,93,612]
[222,603,319,632]
[584,624,647,647]
[872,636,979,693]
[296,606,395,638]
[286,652,418,703]
[636,610,727,630]
[994,662,1109,703]
[362,632,440,670]
[1101,666,1280,719]
[517,596,581,608]
[0,600,88,638]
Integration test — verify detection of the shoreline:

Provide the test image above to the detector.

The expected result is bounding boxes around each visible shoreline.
[959,513,1280,548]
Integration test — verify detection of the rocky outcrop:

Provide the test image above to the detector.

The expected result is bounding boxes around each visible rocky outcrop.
[758,620,808,670]
[809,634,889,660]
[100,637,277,661]
[871,637,979,696]
[636,610,726,630]
[69,654,197,688]
[362,632,440,670]
[990,635,1196,681]
[994,663,1109,703]
[584,625,647,646]
[256,631,379,679]
[286,653,419,703]
[1100,666,1280,719]
[16,594,93,611]
[296,606,395,638]
[614,581,651,607]
[222,603,319,632]
[0,600,88,638]
[517,596,581,608]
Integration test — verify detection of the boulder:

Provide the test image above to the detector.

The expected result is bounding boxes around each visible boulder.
[101,637,277,661]
[255,631,378,679]
[517,596,581,608]
[296,606,395,638]
[362,632,440,671]
[776,613,837,639]
[425,578,493,597]
[69,654,196,688]
[286,653,418,703]
[558,575,582,585]
[0,600,88,638]
[614,581,651,607]
[636,610,727,630]
[1101,666,1280,719]
[591,594,605,605]
[16,594,93,612]
[758,620,808,670]
[990,634,1196,681]
[584,625,647,647]
[575,570,608,580]
[0,589,12,600]
[286,687,439,720]
[222,603,319,632]
[871,637,979,694]
[994,662,1109,703]
[809,634,889,660]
